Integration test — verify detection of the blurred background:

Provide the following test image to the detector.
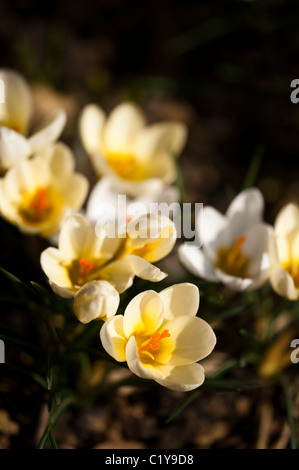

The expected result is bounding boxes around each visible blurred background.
[1,0,299,449]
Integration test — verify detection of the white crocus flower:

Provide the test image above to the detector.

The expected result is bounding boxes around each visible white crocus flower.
[40,211,176,300]
[100,283,216,392]
[269,203,299,300]
[79,101,187,197]
[85,175,180,229]
[178,188,272,291]
[0,69,66,172]
[0,143,89,237]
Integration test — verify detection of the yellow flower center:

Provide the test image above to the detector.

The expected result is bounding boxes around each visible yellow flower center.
[19,187,53,224]
[68,257,98,287]
[106,152,145,181]
[138,329,171,362]
[215,235,250,278]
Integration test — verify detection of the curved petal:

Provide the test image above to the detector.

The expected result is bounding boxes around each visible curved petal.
[202,206,228,245]
[49,281,75,298]
[214,268,257,291]
[103,102,145,154]
[242,223,273,277]
[0,126,31,171]
[126,214,176,263]
[60,173,89,212]
[160,315,216,365]
[99,257,135,293]
[100,315,127,362]
[126,336,165,380]
[79,104,106,154]
[73,280,120,324]
[158,282,200,320]
[178,243,218,281]
[123,289,164,338]
[125,254,167,282]
[108,174,165,198]
[85,177,119,223]
[274,203,299,236]
[155,363,205,392]
[270,265,298,300]
[58,213,95,261]
[226,188,264,238]
[0,69,32,135]
[40,247,72,289]
[28,109,66,153]
[134,121,187,161]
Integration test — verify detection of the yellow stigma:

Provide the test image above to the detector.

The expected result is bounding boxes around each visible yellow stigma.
[106,152,145,181]
[138,329,171,353]
[20,187,52,223]
[216,235,249,278]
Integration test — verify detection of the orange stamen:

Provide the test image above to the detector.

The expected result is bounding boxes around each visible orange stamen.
[29,188,51,213]
[234,236,246,256]
[79,258,95,276]
[138,329,170,353]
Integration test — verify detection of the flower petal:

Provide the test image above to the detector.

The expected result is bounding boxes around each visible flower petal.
[225,188,264,238]
[158,282,200,320]
[73,280,120,324]
[0,126,31,171]
[274,203,299,236]
[58,213,95,261]
[134,121,187,161]
[0,69,32,135]
[123,289,164,338]
[28,109,66,153]
[103,102,145,154]
[100,315,127,362]
[155,363,205,392]
[126,254,167,282]
[214,268,257,291]
[270,265,298,300]
[126,336,165,380]
[79,104,106,154]
[40,247,73,290]
[160,315,216,365]
[178,243,218,281]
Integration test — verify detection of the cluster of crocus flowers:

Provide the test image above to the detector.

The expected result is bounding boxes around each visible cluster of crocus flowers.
[40,212,176,322]
[100,283,216,391]
[0,69,66,172]
[0,143,89,237]
[79,101,187,197]
[179,188,273,291]
[269,203,299,300]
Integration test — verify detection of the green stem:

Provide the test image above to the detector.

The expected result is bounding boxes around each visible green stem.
[37,395,76,449]
[280,376,297,449]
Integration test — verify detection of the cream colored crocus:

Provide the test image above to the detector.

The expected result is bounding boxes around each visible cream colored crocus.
[269,203,299,300]
[178,188,273,291]
[0,143,88,237]
[85,175,180,227]
[40,211,176,301]
[0,69,66,172]
[100,283,216,391]
[79,101,187,197]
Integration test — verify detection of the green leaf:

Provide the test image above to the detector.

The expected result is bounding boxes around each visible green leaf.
[242,145,264,190]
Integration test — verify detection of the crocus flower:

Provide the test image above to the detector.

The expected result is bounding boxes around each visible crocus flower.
[0,143,88,237]
[85,175,180,227]
[79,101,187,197]
[40,211,176,299]
[269,203,299,300]
[100,283,216,391]
[178,188,272,291]
[0,69,66,172]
